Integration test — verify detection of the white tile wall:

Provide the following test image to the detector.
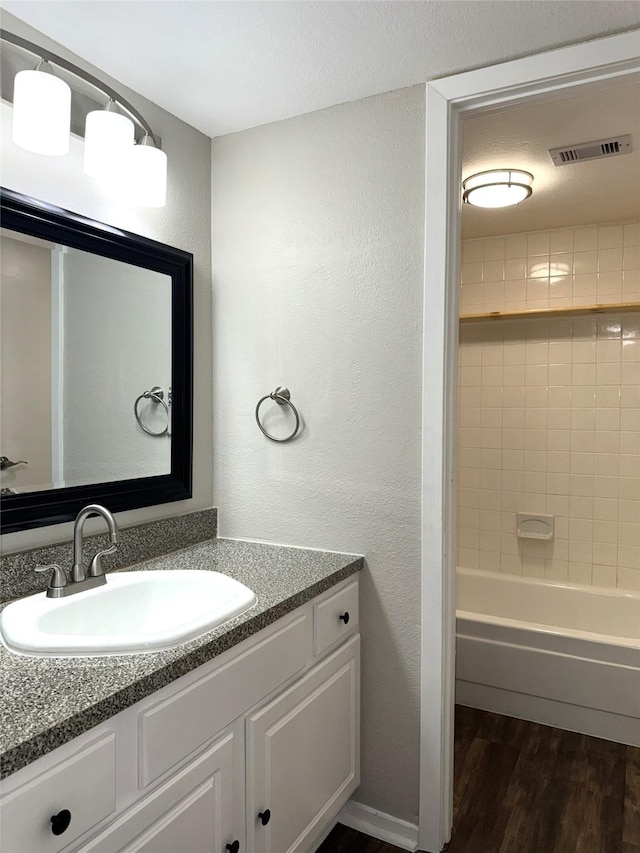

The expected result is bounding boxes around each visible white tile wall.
[457,221,640,591]
[461,220,640,314]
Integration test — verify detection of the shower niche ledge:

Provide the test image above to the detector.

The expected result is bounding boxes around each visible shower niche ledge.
[460,300,640,323]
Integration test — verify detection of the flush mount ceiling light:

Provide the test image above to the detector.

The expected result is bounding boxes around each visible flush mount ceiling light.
[3,30,167,208]
[462,169,533,208]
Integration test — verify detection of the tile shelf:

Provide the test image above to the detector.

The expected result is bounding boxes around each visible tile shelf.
[459,302,640,323]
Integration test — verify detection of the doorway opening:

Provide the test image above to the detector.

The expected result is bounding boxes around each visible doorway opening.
[420,31,639,853]
[450,70,639,853]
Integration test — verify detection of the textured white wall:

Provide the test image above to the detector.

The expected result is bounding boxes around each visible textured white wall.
[211,86,425,823]
[0,12,212,552]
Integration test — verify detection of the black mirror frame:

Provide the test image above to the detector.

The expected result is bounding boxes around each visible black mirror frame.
[0,187,193,534]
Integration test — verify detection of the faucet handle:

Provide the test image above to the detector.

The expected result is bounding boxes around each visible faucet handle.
[89,544,118,578]
[35,564,68,589]
[0,456,28,471]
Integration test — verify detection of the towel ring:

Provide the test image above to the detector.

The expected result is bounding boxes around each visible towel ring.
[255,387,300,442]
[134,386,170,437]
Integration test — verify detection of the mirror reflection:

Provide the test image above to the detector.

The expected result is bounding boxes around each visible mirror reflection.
[0,229,172,495]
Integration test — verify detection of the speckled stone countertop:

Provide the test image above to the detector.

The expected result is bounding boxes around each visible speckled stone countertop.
[1,538,363,779]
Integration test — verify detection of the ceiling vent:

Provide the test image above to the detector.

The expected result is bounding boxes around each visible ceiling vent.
[549,134,633,166]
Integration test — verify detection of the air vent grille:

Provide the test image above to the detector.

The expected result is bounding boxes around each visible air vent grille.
[549,134,633,166]
[601,140,621,155]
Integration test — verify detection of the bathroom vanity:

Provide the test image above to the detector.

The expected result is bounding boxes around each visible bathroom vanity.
[0,539,362,853]
[0,189,362,853]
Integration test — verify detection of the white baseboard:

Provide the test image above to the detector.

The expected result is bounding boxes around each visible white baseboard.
[338,800,419,852]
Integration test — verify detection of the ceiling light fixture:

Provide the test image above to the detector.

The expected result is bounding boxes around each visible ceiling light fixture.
[462,169,533,208]
[2,30,167,208]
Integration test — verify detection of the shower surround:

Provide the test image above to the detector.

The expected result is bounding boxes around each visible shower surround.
[457,220,640,592]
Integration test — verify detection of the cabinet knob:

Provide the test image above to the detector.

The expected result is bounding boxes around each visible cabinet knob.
[339,611,350,624]
[258,809,271,826]
[50,809,72,835]
[226,842,240,853]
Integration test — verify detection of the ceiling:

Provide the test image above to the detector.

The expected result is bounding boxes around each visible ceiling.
[2,1,639,139]
[461,78,640,238]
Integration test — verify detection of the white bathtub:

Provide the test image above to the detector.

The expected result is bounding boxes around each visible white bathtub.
[456,567,640,746]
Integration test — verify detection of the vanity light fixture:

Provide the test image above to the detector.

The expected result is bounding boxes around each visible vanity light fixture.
[462,169,533,208]
[84,99,135,182]
[12,60,71,155]
[123,134,168,209]
[2,29,167,207]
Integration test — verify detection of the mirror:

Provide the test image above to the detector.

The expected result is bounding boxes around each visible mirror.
[0,188,193,533]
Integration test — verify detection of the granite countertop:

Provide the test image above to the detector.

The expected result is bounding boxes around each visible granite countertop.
[1,538,363,779]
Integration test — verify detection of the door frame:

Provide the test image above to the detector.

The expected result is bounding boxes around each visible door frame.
[419,29,640,853]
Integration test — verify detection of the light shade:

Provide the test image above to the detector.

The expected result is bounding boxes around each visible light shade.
[462,169,533,208]
[84,106,135,181]
[12,67,71,156]
[123,138,167,208]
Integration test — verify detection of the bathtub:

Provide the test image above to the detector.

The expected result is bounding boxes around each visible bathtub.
[456,567,640,746]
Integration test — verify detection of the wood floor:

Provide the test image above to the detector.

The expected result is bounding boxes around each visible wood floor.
[317,706,640,853]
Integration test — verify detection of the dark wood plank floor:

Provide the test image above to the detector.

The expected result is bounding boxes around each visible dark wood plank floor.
[317,706,640,853]
[317,824,406,853]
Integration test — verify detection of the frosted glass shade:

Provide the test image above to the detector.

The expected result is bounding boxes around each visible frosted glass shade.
[125,142,168,208]
[12,69,71,156]
[84,109,135,180]
[462,170,533,208]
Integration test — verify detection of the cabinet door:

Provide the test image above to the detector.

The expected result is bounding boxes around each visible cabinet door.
[79,729,241,853]
[246,635,360,853]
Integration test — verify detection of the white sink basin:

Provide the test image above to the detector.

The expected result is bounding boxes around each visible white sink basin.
[0,571,256,657]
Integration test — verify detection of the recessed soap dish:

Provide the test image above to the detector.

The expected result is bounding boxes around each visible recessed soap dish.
[516,513,554,541]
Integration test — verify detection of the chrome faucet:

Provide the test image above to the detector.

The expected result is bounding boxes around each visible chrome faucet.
[36,504,119,598]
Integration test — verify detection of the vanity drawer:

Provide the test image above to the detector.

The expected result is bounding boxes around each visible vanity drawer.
[0,732,116,853]
[138,613,308,787]
[314,579,359,656]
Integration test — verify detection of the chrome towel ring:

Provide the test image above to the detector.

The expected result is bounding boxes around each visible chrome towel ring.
[134,386,170,437]
[255,387,300,442]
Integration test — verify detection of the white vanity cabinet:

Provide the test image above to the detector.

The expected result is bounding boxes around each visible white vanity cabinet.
[247,635,359,853]
[0,576,360,853]
[81,728,240,853]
